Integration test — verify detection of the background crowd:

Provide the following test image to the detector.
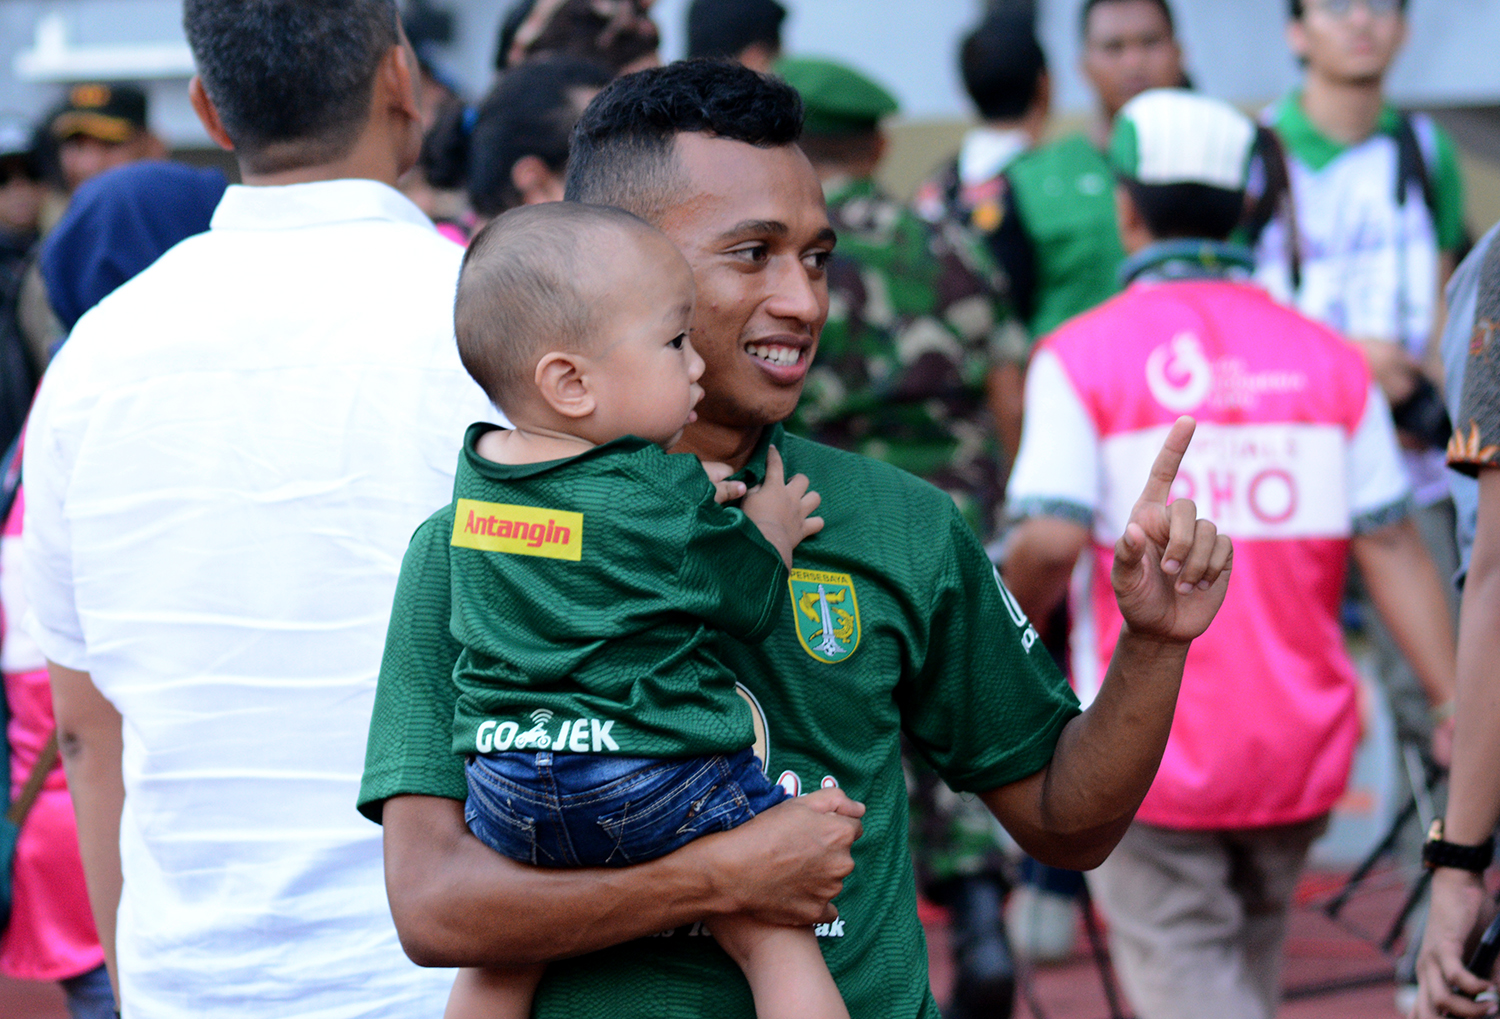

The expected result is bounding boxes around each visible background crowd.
[0,2,1496,1019]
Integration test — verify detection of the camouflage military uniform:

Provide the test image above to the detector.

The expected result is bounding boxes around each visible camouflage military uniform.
[785,173,1025,891]
[789,174,1026,544]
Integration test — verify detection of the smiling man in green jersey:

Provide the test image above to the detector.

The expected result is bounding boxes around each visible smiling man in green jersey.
[358,60,1232,1019]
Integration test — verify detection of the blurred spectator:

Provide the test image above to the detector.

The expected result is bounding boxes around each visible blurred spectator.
[47,84,166,195]
[0,116,44,459]
[686,0,786,73]
[421,57,610,234]
[778,55,1025,1019]
[1252,12,1462,997]
[494,0,659,74]
[1004,88,1456,1019]
[918,2,1184,342]
[2,161,220,1019]
[40,162,227,335]
[1079,0,1185,149]
[22,0,493,1014]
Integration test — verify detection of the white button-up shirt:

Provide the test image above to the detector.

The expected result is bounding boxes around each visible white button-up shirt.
[24,180,496,1018]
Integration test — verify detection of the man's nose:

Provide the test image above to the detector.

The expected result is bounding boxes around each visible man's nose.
[767,257,826,327]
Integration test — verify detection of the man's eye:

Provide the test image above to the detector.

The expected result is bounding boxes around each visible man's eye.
[732,244,770,264]
[804,250,831,272]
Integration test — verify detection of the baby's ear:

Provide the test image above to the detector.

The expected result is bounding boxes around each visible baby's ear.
[535,351,595,419]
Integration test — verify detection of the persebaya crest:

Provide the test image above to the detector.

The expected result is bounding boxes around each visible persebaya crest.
[789,569,860,664]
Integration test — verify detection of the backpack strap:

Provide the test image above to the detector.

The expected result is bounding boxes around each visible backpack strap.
[1392,111,1437,216]
[5,730,58,827]
[1245,125,1303,293]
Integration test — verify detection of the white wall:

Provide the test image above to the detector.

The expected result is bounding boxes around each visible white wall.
[0,0,1497,147]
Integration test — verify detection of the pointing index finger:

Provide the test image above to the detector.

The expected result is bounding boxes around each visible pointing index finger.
[1139,416,1196,507]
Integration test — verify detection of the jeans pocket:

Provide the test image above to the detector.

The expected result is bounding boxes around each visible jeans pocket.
[465,779,540,865]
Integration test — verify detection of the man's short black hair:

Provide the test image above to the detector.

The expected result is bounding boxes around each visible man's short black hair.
[1121,179,1243,242]
[961,12,1047,122]
[564,59,802,221]
[1286,0,1407,16]
[183,0,399,173]
[1080,0,1176,39]
[686,0,787,61]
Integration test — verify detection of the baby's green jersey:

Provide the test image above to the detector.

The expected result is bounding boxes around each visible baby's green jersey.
[448,425,784,759]
[360,425,1080,1019]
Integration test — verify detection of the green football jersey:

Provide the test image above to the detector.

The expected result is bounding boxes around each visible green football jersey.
[360,425,1080,1019]
[448,425,783,758]
[1008,133,1125,338]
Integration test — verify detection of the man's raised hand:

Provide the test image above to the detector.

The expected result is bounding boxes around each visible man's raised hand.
[1110,416,1233,644]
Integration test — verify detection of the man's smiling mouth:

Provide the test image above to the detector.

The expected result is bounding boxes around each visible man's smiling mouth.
[746,343,803,367]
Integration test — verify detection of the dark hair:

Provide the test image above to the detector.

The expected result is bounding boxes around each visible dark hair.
[455,202,655,407]
[1287,0,1406,15]
[565,59,802,220]
[494,0,659,73]
[686,0,787,60]
[1080,0,1176,39]
[961,13,1047,122]
[423,58,611,217]
[182,0,398,173]
[1121,179,1243,241]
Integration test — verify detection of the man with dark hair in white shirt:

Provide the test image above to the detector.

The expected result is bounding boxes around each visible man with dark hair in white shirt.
[22,2,494,1016]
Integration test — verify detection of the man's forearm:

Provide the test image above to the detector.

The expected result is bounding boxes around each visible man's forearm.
[1353,519,1457,710]
[983,629,1187,870]
[383,791,860,968]
[49,662,124,1003]
[1440,472,1500,845]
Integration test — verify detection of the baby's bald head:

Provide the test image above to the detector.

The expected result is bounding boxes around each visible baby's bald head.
[455,201,681,410]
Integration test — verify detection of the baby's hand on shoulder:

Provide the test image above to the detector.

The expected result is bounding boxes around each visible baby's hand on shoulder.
[699,459,748,504]
[742,446,824,568]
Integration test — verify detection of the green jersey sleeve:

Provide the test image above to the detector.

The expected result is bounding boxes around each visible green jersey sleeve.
[897,503,1080,793]
[359,511,467,822]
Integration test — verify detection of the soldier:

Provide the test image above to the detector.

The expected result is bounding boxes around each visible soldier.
[778,56,1026,1019]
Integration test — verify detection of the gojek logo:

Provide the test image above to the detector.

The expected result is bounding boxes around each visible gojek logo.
[477,708,619,753]
[1145,332,1212,412]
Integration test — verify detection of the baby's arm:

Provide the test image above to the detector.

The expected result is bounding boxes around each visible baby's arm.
[741,446,823,569]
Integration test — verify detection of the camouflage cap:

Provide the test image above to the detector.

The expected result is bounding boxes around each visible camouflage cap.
[776,56,898,137]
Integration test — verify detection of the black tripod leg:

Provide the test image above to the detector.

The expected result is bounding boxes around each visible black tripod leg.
[1076,880,1131,1019]
[1325,793,1420,921]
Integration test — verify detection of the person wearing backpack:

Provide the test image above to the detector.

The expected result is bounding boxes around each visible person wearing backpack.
[1249,3,1465,1010]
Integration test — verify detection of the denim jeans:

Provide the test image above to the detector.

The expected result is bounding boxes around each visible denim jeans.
[465,746,785,867]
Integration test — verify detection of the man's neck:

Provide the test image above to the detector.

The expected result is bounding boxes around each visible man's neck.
[238,130,408,188]
[1299,70,1386,146]
[673,419,767,473]
[986,104,1048,147]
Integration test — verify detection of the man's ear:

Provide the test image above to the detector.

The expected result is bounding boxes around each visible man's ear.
[1286,19,1308,63]
[384,42,423,126]
[535,351,596,419]
[189,77,235,152]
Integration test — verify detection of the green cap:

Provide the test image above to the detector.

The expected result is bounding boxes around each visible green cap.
[777,56,899,137]
[1109,88,1255,191]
